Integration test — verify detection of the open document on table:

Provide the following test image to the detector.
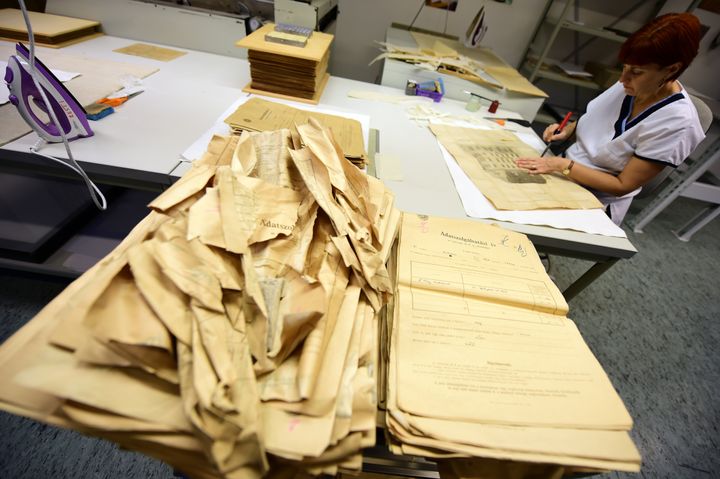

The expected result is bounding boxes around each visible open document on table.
[429,121,627,237]
[385,213,640,473]
[429,124,602,211]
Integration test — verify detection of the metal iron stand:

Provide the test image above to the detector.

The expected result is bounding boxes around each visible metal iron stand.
[561,258,619,301]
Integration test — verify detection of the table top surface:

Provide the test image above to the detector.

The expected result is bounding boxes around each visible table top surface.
[0,35,636,258]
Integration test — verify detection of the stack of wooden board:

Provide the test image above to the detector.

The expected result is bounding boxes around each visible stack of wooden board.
[236,23,332,104]
[0,9,102,48]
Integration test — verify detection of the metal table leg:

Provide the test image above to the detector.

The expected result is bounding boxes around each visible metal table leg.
[562,258,619,301]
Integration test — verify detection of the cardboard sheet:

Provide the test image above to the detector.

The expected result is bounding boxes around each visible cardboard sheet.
[0,43,158,146]
[113,43,187,62]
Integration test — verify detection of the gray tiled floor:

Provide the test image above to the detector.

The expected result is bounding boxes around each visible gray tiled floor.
[0,196,718,478]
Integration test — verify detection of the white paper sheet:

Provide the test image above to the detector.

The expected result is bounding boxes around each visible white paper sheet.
[430,120,627,238]
[181,94,372,163]
[0,60,81,105]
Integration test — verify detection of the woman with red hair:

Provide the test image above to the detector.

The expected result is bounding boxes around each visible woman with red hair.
[516,12,706,224]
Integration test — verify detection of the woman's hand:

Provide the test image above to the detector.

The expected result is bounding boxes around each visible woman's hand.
[515,156,568,174]
[542,122,575,142]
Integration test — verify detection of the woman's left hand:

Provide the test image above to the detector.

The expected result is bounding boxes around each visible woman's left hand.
[515,156,563,174]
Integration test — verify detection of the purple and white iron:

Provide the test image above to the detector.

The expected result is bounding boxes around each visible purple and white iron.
[4,42,93,142]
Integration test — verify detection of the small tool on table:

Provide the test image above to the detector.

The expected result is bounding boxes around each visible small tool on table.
[484,117,531,128]
[540,111,573,156]
[406,78,445,102]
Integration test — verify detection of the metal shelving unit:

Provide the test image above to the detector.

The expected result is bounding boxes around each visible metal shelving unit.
[518,0,671,121]
[519,0,638,92]
[544,15,630,43]
[521,63,601,90]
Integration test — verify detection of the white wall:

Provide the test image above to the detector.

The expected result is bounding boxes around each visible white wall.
[47,0,248,58]
[46,0,719,100]
[660,1,720,99]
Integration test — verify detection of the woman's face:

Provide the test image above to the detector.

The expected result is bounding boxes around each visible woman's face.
[619,63,669,98]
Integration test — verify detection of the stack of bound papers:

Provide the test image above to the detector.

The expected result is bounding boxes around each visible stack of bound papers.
[236,23,333,104]
[384,213,641,476]
[0,9,101,48]
[0,121,400,478]
[224,97,367,168]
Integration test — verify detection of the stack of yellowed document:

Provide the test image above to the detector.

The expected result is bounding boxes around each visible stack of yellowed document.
[372,32,547,99]
[385,214,641,476]
[225,97,367,168]
[0,120,400,478]
[430,124,603,210]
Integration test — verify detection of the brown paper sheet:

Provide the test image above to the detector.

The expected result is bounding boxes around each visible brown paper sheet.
[113,43,187,62]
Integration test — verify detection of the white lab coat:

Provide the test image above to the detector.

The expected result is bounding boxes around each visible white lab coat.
[566,81,705,224]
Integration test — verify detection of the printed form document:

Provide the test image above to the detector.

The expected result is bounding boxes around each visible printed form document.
[385,213,641,472]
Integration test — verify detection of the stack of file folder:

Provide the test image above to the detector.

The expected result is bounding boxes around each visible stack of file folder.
[236,23,333,104]
[383,213,642,476]
[0,9,101,48]
[0,122,400,478]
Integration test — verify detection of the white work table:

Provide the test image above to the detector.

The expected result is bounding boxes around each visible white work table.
[1,35,251,187]
[0,35,636,299]
[379,27,547,121]
[318,80,635,299]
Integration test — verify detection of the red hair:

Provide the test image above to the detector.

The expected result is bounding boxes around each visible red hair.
[619,13,701,80]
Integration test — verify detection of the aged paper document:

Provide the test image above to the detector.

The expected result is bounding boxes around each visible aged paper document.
[0,123,400,478]
[224,97,367,164]
[394,214,630,427]
[430,124,603,210]
[113,43,187,61]
[385,213,640,473]
[380,32,547,98]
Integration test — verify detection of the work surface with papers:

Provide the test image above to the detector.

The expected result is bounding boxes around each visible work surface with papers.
[0,35,635,277]
[0,32,642,477]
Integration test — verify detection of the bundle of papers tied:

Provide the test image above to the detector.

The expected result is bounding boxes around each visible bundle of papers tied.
[0,120,399,478]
